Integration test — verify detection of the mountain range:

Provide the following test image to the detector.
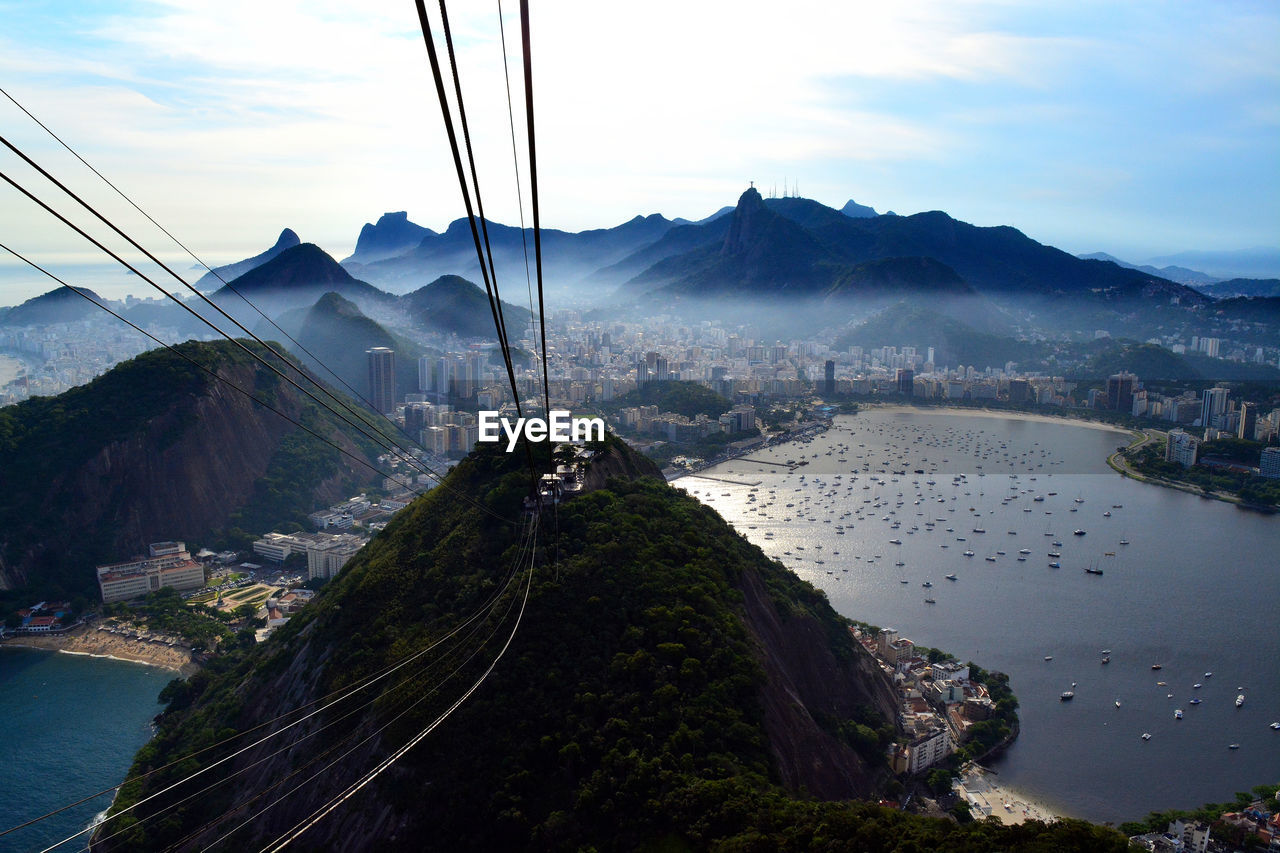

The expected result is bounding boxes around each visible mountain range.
[7,190,1277,352]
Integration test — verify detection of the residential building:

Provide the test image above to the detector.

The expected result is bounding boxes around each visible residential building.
[306,533,367,581]
[906,725,953,773]
[1165,429,1200,468]
[1168,819,1211,853]
[1260,447,1280,479]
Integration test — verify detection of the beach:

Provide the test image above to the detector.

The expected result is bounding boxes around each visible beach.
[955,765,1061,825]
[0,352,22,385]
[871,404,1130,435]
[1,625,198,676]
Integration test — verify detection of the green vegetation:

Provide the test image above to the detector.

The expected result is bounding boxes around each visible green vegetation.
[215,405,347,549]
[1119,781,1279,844]
[610,379,732,419]
[645,428,761,467]
[97,439,1126,852]
[953,663,1019,763]
[1128,441,1280,506]
[108,587,232,647]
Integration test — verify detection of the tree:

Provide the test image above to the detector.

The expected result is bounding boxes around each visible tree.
[927,768,954,796]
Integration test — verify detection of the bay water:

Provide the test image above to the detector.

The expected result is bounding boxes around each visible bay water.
[681,408,1280,824]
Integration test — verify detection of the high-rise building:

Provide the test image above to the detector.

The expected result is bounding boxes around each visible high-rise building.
[824,360,835,395]
[1260,447,1280,479]
[1165,428,1200,468]
[896,368,914,396]
[1238,402,1257,440]
[1008,379,1031,404]
[367,347,396,414]
[1106,372,1137,412]
[1200,386,1228,429]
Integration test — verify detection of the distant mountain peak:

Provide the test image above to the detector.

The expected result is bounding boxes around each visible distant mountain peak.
[195,228,304,290]
[840,199,878,218]
[344,212,435,266]
[722,187,771,256]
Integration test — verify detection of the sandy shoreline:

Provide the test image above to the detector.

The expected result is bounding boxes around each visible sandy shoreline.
[955,765,1061,825]
[1,625,198,676]
[0,353,21,385]
[869,404,1130,435]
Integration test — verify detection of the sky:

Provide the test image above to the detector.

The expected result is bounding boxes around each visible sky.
[1,0,1278,298]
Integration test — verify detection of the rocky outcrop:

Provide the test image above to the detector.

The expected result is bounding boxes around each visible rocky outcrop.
[578,437,663,492]
[737,566,898,799]
[345,211,435,265]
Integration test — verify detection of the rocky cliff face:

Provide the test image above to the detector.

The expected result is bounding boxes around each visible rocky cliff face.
[737,566,898,798]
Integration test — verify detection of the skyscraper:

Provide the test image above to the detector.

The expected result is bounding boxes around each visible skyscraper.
[824,360,835,395]
[367,347,396,414]
[1200,386,1228,429]
[1238,402,1257,440]
[1106,372,1136,412]
[896,368,914,396]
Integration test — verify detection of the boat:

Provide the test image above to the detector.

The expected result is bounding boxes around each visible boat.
[1151,664,1163,670]
[924,598,936,604]
[963,550,975,557]
[1270,722,1280,730]
[1141,733,1151,740]
[1103,511,1111,517]
[1044,656,1054,661]
[1048,561,1061,568]
[1101,649,1112,654]
[1228,743,1240,750]
[1073,529,1087,536]
[1101,656,1111,664]
[1193,683,1202,689]
[945,574,957,580]
[1175,709,1183,719]
[1085,567,1104,575]
[1115,700,1121,708]
[922,581,933,588]
[1204,672,1212,678]
[1236,694,1245,707]
[1190,697,1202,704]
[1060,691,1074,701]
[1119,537,1130,545]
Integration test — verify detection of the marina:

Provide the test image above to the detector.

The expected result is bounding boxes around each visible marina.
[679,407,1280,824]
